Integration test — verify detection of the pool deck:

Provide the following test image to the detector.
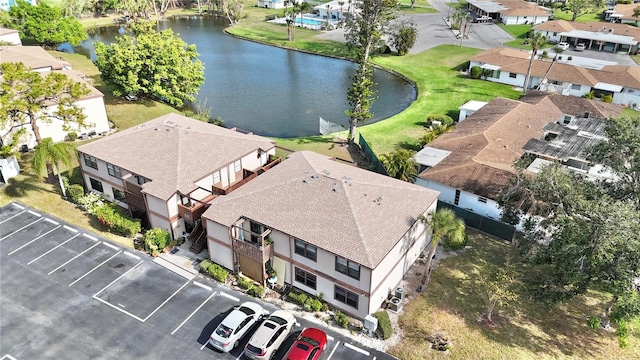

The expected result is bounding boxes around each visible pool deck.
[268,14,339,30]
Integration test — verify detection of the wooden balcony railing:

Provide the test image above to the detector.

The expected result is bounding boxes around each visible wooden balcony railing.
[124,191,146,210]
[177,194,215,223]
[212,169,258,195]
[233,239,273,263]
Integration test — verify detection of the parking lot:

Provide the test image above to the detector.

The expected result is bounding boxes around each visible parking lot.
[0,203,394,360]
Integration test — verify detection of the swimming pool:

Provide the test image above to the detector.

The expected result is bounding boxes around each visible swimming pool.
[294,15,326,26]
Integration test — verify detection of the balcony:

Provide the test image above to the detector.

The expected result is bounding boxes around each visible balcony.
[178,194,216,223]
[257,154,281,174]
[212,168,258,195]
[231,224,273,263]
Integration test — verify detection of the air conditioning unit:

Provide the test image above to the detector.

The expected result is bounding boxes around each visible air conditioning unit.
[395,287,406,301]
[388,297,402,313]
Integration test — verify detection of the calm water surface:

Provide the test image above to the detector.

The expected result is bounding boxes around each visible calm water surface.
[64,17,415,137]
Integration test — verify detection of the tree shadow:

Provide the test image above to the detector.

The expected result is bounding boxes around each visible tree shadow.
[3,171,48,198]
[398,140,421,152]
[294,136,335,145]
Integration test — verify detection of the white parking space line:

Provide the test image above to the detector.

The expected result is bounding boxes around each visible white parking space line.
[68,250,122,287]
[193,281,212,291]
[8,225,61,256]
[63,225,78,232]
[47,242,101,275]
[0,210,26,225]
[373,357,376,360]
[219,292,240,302]
[2,354,18,360]
[44,218,59,225]
[11,203,24,209]
[171,291,217,335]
[344,343,370,356]
[27,234,80,265]
[143,280,191,321]
[200,340,209,351]
[124,252,140,260]
[327,341,340,360]
[83,234,98,241]
[101,241,119,250]
[327,335,334,341]
[92,261,145,321]
[235,350,245,360]
[27,210,41,217]
[0,217,43,242]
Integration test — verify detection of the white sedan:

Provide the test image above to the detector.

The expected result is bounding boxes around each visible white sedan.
[209,302,267,352]
[245,310,297,360]
[557,42,570,50]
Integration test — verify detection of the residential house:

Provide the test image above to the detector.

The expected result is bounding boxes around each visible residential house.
[314,0,354,22]
[257,0,299,10]
[0,156,20,183]
[605,3,640,24]
[469,47,640,107]
[0,0,36,11]
[201,151,440,319]
[467,0,551,25]
[414,92,621,230]
[76,114,278,244]
[0,46,110,149]
[0,27,21,45]
[533,20,640,54]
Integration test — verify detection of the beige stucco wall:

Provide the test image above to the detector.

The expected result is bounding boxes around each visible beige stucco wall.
[146,195,168,218]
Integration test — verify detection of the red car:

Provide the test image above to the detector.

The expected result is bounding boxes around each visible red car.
[284,328,327,360]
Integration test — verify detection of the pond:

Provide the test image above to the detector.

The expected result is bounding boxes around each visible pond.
[61,17,416,138]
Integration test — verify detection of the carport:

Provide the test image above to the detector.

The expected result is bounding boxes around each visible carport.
[559,30,638,54]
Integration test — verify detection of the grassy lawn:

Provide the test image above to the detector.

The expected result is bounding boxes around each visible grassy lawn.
[500,24,555,49]
[553,9,606,23]
[0,154,134,248]
[389,231,640,360]
[362,46,521,154]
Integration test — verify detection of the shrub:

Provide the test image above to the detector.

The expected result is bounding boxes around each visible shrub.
[67,132,78,141]
[616,321,629,348]
[582,91,595,99]
[470,66,482,79]
[588,316,602,330]
[93,203,141,237]
[288,291,308,306]
[443,232,468,250]
[309,298,323,312]
[67,184,85,204]
[76,192,104,213]
[426,114,454,128]
[334,310,350,329]
[237,276,254,290]
[600,94,613,103]
[143,227,170,254]
[374,310,393,340]
[199,259,213,273]
[248,285,265,298]
[207,263,229,283]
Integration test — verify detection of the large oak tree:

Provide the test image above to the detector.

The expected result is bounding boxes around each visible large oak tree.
[94,21,204,107]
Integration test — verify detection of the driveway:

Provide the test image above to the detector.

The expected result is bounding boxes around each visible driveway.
[0,203,395,360]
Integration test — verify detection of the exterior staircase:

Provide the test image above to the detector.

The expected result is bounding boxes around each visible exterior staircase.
[188,221,207,254]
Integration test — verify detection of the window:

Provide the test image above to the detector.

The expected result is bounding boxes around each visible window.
[213,171,220,184]
[113,188,126,202]
[83,154,98,169]
[571,84,581,90]
[335,256,360,280]
[553,32,558,36]
[294,239,317,261]
[295,267,317,290]
[136,175,149,185]
[508,72,517,79]
[234,160,241,173]
[89,178,103,192]
[107,163,122,178]
[334,285,358,309]
[478,197,488,203]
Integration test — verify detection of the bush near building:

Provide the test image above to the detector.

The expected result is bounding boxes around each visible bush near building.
[374,310,393,340]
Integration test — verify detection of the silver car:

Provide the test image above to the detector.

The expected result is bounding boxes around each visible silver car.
[245,310,297,360]
[209,302,267,352]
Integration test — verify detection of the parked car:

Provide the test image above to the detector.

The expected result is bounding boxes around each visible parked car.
[284,328,328,360]
[209,302,267,352]
[245,310,297,360]
[575,43,586,51]
[557,42,570,50]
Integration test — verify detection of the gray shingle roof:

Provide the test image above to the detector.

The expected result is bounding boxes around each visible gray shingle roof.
[202,151,440,268]
[77,114,276,200]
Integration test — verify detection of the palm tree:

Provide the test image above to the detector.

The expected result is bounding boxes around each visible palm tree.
[31,138,76,198]
[539,45,564,91]
[523,32,546,94]
[380,149,418,182]
[419,208,466,288]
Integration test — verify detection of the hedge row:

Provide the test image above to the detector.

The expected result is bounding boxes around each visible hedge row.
[374,310,393,340]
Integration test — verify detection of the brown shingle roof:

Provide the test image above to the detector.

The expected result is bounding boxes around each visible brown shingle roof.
[470,47,640,89]
[202,151,440,268]
[417,93,622,199]
[534,19,640,42]
[612,4,640,22]
[77,114,276,200]
[0,46,70,70]
[521,91,623,118]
